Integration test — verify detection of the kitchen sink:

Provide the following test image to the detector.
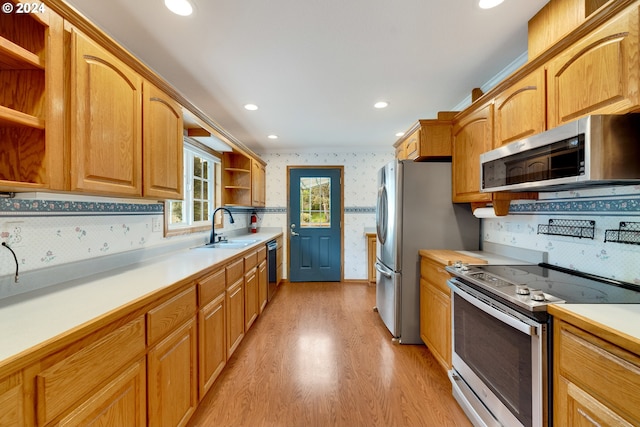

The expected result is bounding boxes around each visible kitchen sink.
[195,238,260,249]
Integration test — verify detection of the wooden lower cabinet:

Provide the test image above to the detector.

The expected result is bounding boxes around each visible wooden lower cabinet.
[244,267,259,332]
[198,293,226,398]
[1,238,284,427]
[553,318,640,426]
[148,317,198,427]
[58,359,146,427]
[419,256,452,371]
[226,277,245,359]
[258,259,268,313]
[0,372,25,427]
[35,316,146,426]
[367,233,376,284]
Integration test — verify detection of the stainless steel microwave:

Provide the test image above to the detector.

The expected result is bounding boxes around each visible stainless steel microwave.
[480,114,640,192]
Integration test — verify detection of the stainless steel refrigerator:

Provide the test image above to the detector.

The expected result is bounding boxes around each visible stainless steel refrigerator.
[375,159,479,344]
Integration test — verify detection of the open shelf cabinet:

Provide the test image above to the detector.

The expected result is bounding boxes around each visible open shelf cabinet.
[0,2,63,190]
[222,152,252,206]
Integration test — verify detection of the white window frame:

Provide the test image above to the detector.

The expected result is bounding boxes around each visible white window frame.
[165,142,221,236]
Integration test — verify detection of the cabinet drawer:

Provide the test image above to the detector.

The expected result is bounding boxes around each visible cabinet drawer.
[556,320,640,423]
[226,258,244,284]
[420,257,451,295]
[257,245,267,262]
[198,268,225,306]
[244,250,258,271]
[35,316,145,425]
[147,286,197,345]
[58,358,146,427]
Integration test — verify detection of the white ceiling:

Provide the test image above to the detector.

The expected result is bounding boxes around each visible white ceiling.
[64,0,548,154]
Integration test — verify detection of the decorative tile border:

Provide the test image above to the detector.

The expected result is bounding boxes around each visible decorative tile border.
[0,198,164,216]
[509,198,640,215]
[244,206,376,214]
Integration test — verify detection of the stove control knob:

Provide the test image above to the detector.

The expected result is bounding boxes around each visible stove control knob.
[531,290,546,302]
[461,263,469,271]
[515,285,530,295]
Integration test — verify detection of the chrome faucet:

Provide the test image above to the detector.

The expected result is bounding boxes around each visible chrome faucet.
[210,207,235,244]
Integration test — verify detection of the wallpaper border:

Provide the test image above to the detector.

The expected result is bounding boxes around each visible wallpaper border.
[0,198,164,217]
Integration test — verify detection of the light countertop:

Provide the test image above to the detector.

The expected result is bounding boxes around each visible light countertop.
[0,231,282,371]
[549,304,640,355]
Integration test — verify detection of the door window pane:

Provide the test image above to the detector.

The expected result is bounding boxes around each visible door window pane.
[300,177,331,228]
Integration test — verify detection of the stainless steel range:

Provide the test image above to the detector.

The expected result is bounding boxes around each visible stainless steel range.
[446,263,640,427]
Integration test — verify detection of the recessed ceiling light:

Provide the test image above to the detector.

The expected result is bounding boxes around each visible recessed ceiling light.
[267,134,278,140]
[374,101,389,109]
[244,104,259,111]
[164,0,193,16]
[478,0,504,9]
[395,132,405,137]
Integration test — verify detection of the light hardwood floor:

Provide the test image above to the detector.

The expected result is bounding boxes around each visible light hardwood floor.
[187,281,472,427]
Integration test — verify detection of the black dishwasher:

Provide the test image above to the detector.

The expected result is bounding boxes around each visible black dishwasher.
[266,239,278,301]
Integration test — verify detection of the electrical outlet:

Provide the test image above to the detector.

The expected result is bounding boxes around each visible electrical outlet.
[151,217,162,233]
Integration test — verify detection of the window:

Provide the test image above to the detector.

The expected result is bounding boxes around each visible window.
[299,176,331,228]
[166,143,222,235]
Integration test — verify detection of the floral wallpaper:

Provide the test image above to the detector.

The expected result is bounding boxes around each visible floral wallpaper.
[257,150,394,280]
[2,155,638,292]
[483,185,640,285]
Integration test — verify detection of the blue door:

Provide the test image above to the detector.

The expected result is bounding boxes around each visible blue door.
[289,167,342,282]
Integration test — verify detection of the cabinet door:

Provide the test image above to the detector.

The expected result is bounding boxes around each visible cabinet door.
[424,284,451,372]
[404,129,420,160]
[198,293,226,398]
[452,102,493,203]
[251,160,266,207]
[0,372,25,427]
[493,67,546,147]
[547,4,640,128]
[143,81,183,199]
[554,319,640,426]
[367,235,376,284]
[244,267,259,332]
[148,317,198,427]
[226,278,245,359]
[58,359,146,427]
[69,30,142,196]
[258,259,268,313]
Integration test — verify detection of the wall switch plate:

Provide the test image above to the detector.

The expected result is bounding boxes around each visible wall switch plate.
[151,217,162,233]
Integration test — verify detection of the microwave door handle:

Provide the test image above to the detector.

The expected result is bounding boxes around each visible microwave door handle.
[452,283,537,336]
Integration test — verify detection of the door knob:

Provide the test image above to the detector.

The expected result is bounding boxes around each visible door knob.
[290,224,299,236]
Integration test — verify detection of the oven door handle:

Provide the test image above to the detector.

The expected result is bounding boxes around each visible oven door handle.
[451,282,537,337]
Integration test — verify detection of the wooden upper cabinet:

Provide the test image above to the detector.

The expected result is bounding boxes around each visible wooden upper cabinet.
[452,102,493,204]
[251,159,266,207]
[547,3,640,128]
[394,113,455,161]
[143,81,184,200]
[69,29,143,197]
[493,67,546,148]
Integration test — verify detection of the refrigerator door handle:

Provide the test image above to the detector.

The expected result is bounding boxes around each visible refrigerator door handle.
[375,262,393,278]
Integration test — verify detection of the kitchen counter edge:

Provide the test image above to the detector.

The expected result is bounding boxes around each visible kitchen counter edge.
[548,304,640,356]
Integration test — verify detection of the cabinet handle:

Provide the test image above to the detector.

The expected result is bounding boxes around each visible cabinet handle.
[576,408,602,427]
